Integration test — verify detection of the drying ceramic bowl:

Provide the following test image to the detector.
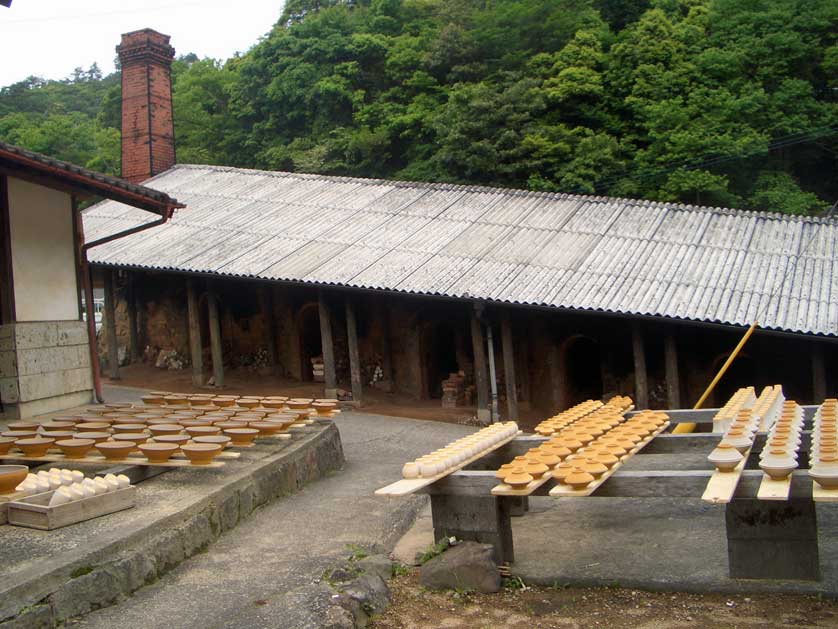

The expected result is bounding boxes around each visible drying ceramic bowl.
[532,453,560,469]
[76,422,111,432]
[149,424,185,437]
[75,431,112,444]
[7,421,39,431]
[237,399,262,409]
[55,438,96,459]
[164,396,189,406]
[759,453,797,480]
[112,423,148,434]
[39,430,75,441]
[709,444,744,472]
[180,419,214,428]
[0,465,29,494]
[593,453,619,469]
[222,427,259,446]
[312,402,336,417]
[286,399,313,410]
[185,426,221,437]
[139,443,179,463]
[522,462,549,479]
[211,397,237,407]
[2,430,37,440]
[564,471,595,490]
[550,463,577,483]
[153,434,191,446]
[193,435,231,449]
[503,471,533,489]
[577,461,608,479]
[250,422,285,436]
[809,463,838,489]
[15,437,55,457]
[96,441,137,460]
[261,400,286,410]
[181,443,222,465]
[0,436,16,455]
[113,433,149,446]
[141,395,166,405]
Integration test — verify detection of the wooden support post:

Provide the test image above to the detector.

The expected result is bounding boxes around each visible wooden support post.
[549,344,562,410]
[430,494,514,563]
[103,268,120,380]
[631,321,648,409]
[725,498,820,580]
[345,297,363,404]
[517,335,530,404]
[501,312,518,421]
[318,290,337,398]
[379,302,393,391]
[812,344,826,403]
[260,286,279,375]
[207,282,224,388]
[664,333,681,409]
[126,273,139,363]
[470,306,490,422]
[186,278,203,387]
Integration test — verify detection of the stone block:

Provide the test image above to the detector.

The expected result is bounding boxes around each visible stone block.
[56,322,88,347]
[0,351,17,379]
[0,377,19,404]
[419,542,501,593]
[14,322,58,350]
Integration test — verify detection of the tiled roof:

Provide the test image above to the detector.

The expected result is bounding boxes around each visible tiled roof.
[83,164,837,336]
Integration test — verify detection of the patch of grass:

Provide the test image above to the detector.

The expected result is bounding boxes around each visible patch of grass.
[345,543,369,561]
[70,566,93,579]
[502,576,525,591]
[391,562,410,577]
[417,538,450,565]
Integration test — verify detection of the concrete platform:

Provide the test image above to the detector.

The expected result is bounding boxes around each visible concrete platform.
[0,421,344,627]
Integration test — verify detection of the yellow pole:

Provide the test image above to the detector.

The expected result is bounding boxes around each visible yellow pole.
[672,321,759,434]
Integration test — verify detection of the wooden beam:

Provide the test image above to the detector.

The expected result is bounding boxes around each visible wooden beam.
[126,273,139,362]
[501,311,518,421]
[318,290,337,398]
[664,332,681,409]
[345,297,363,404]
[207,281,224,388]
[470,306,490,420]
[516,332,530,403]
[103,268,120,380]
[631,321,648,409]
[260,286,279,375]
[378,301,393,390]
[812,343,826,403]
[186,278,203,387]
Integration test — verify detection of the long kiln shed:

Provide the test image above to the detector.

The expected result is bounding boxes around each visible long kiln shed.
[83,29,836,421]
[0,141,182,418]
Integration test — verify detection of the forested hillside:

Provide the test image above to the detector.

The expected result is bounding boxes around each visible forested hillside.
[1,0,836,214]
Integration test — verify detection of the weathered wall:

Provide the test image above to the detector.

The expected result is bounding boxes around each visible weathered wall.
[0,321,92,417]
[7,177,78,322]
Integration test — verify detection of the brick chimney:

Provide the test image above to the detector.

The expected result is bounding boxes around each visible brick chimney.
[117,29,176,183]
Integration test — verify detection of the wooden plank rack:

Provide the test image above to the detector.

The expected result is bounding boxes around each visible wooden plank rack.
[377,406,828,580]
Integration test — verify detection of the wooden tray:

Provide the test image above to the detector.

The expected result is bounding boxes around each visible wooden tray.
[6,486,136,530]
[548,422,671,497]
[375,430,522,497]
[0,452,228,468]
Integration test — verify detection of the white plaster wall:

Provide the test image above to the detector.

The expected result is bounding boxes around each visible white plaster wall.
[7,177,79,322]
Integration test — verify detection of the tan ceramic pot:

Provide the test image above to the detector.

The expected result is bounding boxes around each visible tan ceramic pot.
[185,426,221,437]
[237,399,262,409]
[286,399,313,410]
[113,423,148,434]
[193,435,231,449]
[0,465,28,494]
[55,438,95,459]
[73,431,111,444]
[139,443,179,463]
[141,395,166,405]
[164,396,189,406]
[2,430,37,440]
[15,437,55,457]
[152,434,191,446]
[0,437,16,455]
[113,433,149,446]
[223,428,259,446]
[181,443,222,465]
[149,424,185,436]
[564,471,595,490]
[503,471,533,489]
[96,441,136,460]
[76,422,111,432]
[8,421,39,431]
[250,422,284,436]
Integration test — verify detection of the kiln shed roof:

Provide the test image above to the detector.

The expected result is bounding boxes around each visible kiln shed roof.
[82,164,837,337]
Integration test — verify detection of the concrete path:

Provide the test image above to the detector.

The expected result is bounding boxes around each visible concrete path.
[71,397,470,629]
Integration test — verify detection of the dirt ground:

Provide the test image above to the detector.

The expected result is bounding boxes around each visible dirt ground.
[371,571,838,629]
[103,364,546,429]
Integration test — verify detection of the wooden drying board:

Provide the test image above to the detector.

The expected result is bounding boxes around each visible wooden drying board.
[492,410,634,497]
[811,482,838,503]
[375,430,522,497]
[548,421,671,498]
[0,452,229,468]
[6,486,136,530]
[701,446,752,504]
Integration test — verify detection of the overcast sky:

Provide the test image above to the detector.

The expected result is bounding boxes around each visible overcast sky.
[0,0,284,86]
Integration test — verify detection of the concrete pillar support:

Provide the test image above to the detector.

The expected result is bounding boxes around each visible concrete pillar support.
[207,282,224,388]
[103,268,120,380]
[470,306,490,422]
[501,312,518,421]
[126,273,140,362]
[260,286,279,375]
[664,333,681,409]
[631,321,648,409]
[345,297,363,404]
[186,278,203,387]
[318,290,337,398]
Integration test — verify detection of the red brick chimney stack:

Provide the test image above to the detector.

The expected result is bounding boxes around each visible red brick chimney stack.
[117,29,176,183]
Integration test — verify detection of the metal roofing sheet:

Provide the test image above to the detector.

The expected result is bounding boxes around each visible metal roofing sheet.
[83,164,837,336]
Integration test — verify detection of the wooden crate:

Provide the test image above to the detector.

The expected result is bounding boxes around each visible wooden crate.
[6,486,136,530]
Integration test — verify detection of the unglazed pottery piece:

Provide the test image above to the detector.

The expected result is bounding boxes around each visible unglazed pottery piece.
[8,421,39,431]
[185,426,221,437]
[250,422,285,436]
[75,431,112,444]
[181,443,222,465]
[139,443,179,463]
[96,441,137,460]
[15,437,55,457]
[222,428,259,446]
[149,424,185,436]
[0,465,28,494]
[55,439,96,459]
[113,433,149,447]
[708,444,743,472]
[76,422,111,432]
[152,434,191,446]
[112,423,148,434]
[193,435,232,449]
[809,462,838,489]
[503,471,534,489]
[2,430,37,440]
[564,471,595,490]
[0,436,16,454]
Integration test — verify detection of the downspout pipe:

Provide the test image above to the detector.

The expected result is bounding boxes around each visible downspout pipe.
[78,206,177,403]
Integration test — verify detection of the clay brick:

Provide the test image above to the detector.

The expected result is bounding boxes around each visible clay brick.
[117,29,176,183]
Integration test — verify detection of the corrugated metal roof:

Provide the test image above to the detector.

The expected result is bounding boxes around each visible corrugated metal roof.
[83,164,838,337]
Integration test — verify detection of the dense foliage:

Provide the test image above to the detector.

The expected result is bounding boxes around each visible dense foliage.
[1,0,836,214]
